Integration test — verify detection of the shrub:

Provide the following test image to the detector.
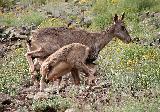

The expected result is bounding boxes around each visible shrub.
[90,0,160,32]
[0,12,18,26]
[38,18,66,28]
[104,96,160,112]
[98,42,160,90]
[32,96,71,112]
[0,47,29,95]
[19,9,46,26]
[19,0,46,6]
[0,0,16,8]
[0,10,45,27]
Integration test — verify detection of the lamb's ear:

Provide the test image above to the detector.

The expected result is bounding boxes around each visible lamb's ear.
[121,12,125,20]
[114,14,118,23]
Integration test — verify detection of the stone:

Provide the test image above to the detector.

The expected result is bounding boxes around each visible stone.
[0,92,12,105]
[65,108,76,112]
[34,92,49,100]
[26,93,34,99]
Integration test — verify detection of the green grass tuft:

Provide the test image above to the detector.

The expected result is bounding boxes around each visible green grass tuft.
[0,47,29,95]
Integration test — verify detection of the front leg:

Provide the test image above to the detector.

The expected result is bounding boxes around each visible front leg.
[71,68,80,85]
[27,47,46,58]
[40,74,46,92]
[25,53,35,73]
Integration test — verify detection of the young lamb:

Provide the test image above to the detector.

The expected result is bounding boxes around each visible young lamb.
[26,40,96,86]
[39,43,96,92]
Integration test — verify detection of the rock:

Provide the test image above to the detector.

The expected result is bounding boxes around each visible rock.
[100,82,112,88]
[0,92,12,105]
[153,12,160,18]
[65,108,76,112]
[4,27,15,36]
[0,103,4,112]
[34,92,49,100]
[0,26,7,34]
[80,16,92,28]
[26,93,34,99]
[0,44,7,58]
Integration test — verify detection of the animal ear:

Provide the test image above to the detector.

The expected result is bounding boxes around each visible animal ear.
[114,14,118,22]
[121,12,125,20]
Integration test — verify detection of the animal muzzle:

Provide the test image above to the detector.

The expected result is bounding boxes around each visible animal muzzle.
[126,37,132,44]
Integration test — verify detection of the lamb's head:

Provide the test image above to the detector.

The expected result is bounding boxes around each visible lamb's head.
[111,13,132,44]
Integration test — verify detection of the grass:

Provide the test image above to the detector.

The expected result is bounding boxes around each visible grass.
[0,0,16,8]
[38,18,67,28]
[90,0,160,38]
[0,47,29,96]
[98,41,160,89]
[104,96,160,112]
[0,0,160,111]
[0,9,46,27]
[32,96,71,112]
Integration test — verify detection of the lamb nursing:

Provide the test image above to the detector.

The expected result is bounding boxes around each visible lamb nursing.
[26,13,132,86]
[39,43,96,91]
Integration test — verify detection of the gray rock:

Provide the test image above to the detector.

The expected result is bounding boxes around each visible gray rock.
[0,92,12,105]
[34,92,49,100]
[65,108,76,112]
[0,44,7,58]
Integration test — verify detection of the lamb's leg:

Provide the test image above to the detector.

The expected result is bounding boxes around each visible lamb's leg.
[75,62,96,85]
[46,62,71,93]
[71,68,80,85]
[57,77,62,85]
[40,73,46,92]
[47,69,62,94]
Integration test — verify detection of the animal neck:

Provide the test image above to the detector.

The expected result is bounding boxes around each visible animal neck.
[98,24,115,50]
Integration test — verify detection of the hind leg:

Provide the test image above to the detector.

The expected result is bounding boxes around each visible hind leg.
[26,47,47,72]
[40,73,46,92]
[26,48,48,84]
[75,62,96,85]
[71,68,80,85]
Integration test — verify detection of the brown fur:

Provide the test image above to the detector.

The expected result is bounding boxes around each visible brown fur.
[26,13,132,84]
[26,40,83,85]
[39,43,95,91]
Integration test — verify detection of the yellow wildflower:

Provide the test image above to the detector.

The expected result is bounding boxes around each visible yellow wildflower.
[79,0,90,4]
[111,0,119,4]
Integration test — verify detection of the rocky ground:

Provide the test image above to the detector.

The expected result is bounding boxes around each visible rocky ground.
[0,73,111,112]
[0,12,160,111]
[0,1,160,112]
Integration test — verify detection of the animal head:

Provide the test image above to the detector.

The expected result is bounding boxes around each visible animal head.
[112,13,132,43]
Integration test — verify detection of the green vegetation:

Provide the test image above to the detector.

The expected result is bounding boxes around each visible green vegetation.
[0,0,160,111]
[32,96,71,112]
[98,41,160,90]
[104,96,160,112]
[0,47,29,96]
[0,0,16,8]
[38,18,66,28]
[0,9,45,27]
